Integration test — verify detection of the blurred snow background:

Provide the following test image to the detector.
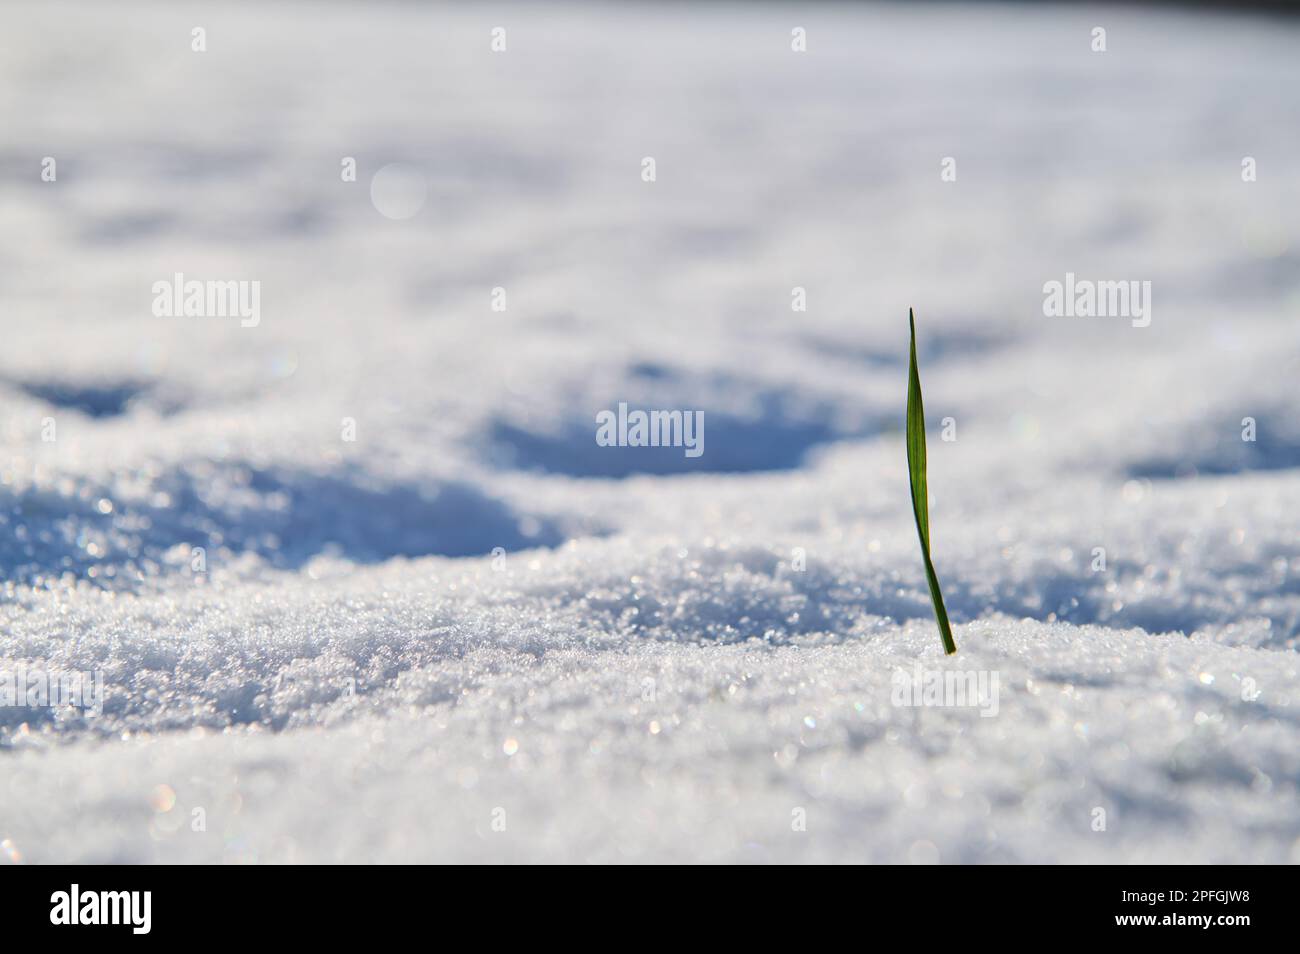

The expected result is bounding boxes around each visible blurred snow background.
[1,0,1299,862]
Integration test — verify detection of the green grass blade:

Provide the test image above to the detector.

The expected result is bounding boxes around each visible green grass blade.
[906,309,957,655]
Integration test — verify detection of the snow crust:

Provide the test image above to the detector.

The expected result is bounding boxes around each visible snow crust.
[1,1,1299,862]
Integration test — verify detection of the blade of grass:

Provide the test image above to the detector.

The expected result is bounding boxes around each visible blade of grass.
[906,309,957,655]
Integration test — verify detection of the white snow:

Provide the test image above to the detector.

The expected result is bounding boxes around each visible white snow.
[1,0,1299,863]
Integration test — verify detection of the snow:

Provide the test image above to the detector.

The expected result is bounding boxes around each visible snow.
[2,0,1299,863]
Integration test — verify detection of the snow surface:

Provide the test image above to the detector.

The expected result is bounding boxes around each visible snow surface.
[2,0,1300,863]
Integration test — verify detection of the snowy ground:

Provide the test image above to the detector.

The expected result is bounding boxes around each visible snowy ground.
[2,1,1300,863]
